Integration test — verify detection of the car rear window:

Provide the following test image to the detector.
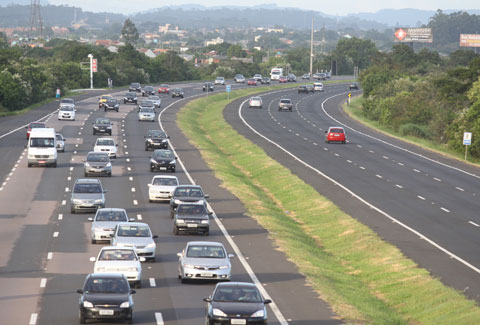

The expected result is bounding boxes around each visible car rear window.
[96,139,114,146]
[330,128,344,133]
[84,278,129,294]
[95,210,127,222]
[280,99,292,104]
[96,118,110,125]
[177,204,207,215]
[153,150,174,159]
[117,225,151,237]
[174,187,203,197]
[153,178,178,186]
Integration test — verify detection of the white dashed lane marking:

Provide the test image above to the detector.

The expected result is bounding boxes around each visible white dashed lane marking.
[434,177,442,182]
[149,278,156,287]
[155,312,164,325]
[417,195,426,200]
[469,221,480,227]
[441,207,450,213]
[395,184,403,188]
[47,252,53,260]
[456,187,465,191]
[53,232,59,237]
[40,278,47,288]
[29,313,38,325]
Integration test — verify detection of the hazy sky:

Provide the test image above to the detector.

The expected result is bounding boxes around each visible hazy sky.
[48,0,480,15]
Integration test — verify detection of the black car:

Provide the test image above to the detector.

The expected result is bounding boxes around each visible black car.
[129,82,141,92]
[306,84,314,93]
[170,185,209,218]
[287,73,297,82]
[204,282,271,325]
[298,85,308,93]
[260,77,271,85]
[104,98,119,112]
[171,88,185,98]
[123,92,137,104]
[150,149,176,172]
[77,273,135,324]
[349,83,359,90]
[145,130,169,150]
[93,118,112,135]
[173,203,211,236]
[142,86,155,97]
[203,82,214,92]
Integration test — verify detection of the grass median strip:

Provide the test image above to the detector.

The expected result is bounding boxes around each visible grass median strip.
[178,86,480,323]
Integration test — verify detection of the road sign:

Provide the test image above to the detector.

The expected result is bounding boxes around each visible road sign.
[348,93,351,98]
[463,132,472,145]
[92,59,98,73]
[226,85,231,93]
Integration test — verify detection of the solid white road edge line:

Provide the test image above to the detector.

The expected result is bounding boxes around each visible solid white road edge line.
[158,91,290,325]
[237,91,480,276]
[29,313,38,325]
[149,278,156,287]
[154,312,164,325]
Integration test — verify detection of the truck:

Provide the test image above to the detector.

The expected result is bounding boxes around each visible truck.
[27,128,57,167]
[270,67,284,81]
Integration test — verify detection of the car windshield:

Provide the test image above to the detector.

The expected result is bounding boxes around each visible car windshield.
[280,99,291,104]
[145,86,154,91]
[213,287,262,303]
[126,93,136,97]
[87,153,109,162]
[153,151,174,159]
[30,138,54,148]
[177,204,207,215]
[160,84,169,88]
[131,83,140,87]
[149,96,160,100]
[29,123,45,129]
[101,96,111,100]
[148,130,166,138]
[61,99,74,104]
[55,134,63,140]
[251,97,261,101]
[117,225,151,237]
[95,210,127,222]
[74,183,102,193]
[60,106,74,111]
[152,177,178,186]
[272,71,281,75]
[106,100,117,105]
[99,249,136,261]
[186,245,225,258]
[96,139,115,146]
[330,128,344,133]
[174,187,203,197]
[84,278,129,294]
[140,108,154,113]
[173,88,183,92]
[141,101,154,107]
[95,118,110,125]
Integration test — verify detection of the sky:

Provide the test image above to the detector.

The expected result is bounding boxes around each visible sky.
[47,0,480,15]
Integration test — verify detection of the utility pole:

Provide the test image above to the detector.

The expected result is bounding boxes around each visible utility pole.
[309,17,314,76]
[88,54,93,89]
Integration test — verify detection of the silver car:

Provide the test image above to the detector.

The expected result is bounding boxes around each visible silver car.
[177,241,234,282]
[56,133,65,152]
[70,178,106,214]
[90,246,144,288]
[148,95,161,108]
[88,208,133,243]
[84,151,112,177]
[214,77,225,85]
[248,97,263,109]
[111,222,158,262]
[138,108,155,122]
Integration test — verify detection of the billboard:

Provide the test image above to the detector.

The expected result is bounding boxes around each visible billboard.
[460,34,480,48]
[394,28,433,43]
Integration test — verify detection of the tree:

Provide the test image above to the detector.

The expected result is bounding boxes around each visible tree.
[121,19,139,45]
[226,44,246,58]
[333,37,378,71]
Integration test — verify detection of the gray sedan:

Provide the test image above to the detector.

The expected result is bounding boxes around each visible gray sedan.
[83,151,112,177]
[177,241,233,282]
[88,208,133,244]
[70,178,107,214]
[138,108,155,122]
[111,222,158,262]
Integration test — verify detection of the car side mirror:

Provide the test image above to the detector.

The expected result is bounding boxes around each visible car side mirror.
[103,190,108,193]
[204,194,210,199]
[129,218,136,222]
[152,235,158,239]
[228,253,235,258]
[208,212,213,216]
[264,299,272,304]
[324,131,327,133]
[147,184,152,187]
[88,217,93,221]
[203,297,212,303]
[76,289,83,294]
[130,290,136,294]
[89,257,96,262]
[177,252,182,258]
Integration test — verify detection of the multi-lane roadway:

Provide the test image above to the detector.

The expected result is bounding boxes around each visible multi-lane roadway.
[0,80,344,325]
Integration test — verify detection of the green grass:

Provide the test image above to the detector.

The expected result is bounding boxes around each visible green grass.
[344,96,480,165]
[178,85,480,324]
[0,90,84,117]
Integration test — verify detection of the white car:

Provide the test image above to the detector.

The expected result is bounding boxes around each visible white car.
[90,246,144,288]
[56,133,65,152]
[88,208,133,244]
[148,95,161,108]
[214,77,225,85]
[253,74,262,81]
[58,106,75,120]
[138,108,155,122]
[148,175,179,202]
[93,137,118,158]
[313,82,324,92]
[177,241,234,282]
[248,96,263,109]
[111,222,158,262]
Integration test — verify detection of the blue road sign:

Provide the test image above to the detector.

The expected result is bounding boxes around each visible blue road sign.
[226,85,231,93]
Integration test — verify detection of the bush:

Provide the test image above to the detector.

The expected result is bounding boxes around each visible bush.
[399,123,431,139]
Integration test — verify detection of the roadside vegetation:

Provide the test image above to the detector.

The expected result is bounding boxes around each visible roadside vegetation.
[178,85,480,324]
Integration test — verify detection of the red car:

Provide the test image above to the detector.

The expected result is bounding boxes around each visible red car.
[247,79,258,86]
[25,122,46,139]
[325,126,346,144]
[158,84,170,94]
[278,76,288,83]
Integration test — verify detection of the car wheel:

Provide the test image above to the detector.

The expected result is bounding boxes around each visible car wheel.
[180,277,187,284]
[145,145,149,151]
[84,172,88,177]
[28,163,32,168]
[149,257,155,263]
[116,109,118,112]
[290,108,292,111]
[108,172,112,177]
[52,162,57,168]
[127,312,133,324]
[93,131,96,135]
[79,311,86,324]
[173,226,179,235]
[171,167,176,173]
[104,109,107,112]
[135,282,141,289]
[204,230,209,236]
[91,238,96,244]
[342,141,346,144]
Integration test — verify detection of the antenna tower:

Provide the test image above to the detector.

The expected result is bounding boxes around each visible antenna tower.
[30,0,44,36]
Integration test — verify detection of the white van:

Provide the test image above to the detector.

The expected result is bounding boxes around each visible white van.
[270,67,284,81]
[27,128,57,167]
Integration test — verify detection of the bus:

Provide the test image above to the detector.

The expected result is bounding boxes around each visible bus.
[270,67,284,81]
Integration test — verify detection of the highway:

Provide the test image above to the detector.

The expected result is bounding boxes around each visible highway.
[225,85,480,303]
[0,80,342,324]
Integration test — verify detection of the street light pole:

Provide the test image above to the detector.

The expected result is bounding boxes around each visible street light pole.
[88,54,93,89]
[309,17,314,76]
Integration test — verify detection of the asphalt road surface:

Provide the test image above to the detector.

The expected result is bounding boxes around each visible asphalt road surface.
[0,79,344,324]
[225,85,480,303]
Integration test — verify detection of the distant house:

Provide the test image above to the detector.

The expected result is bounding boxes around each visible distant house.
[205,37,224,46]
[95,40,111,47]
[107,46,118,53]
[179,54,194,61]
[153,49,169,55]
[138,48,156,58]
[51,26,69,36]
